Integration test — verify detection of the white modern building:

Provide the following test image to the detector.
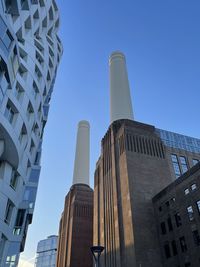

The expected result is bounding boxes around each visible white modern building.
[35,235,58,267]
[0,0,62,266]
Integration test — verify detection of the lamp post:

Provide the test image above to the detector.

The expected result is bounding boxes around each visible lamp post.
[90,246,104,267]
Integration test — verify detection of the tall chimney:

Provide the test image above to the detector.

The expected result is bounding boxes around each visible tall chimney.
[73,120,90,185]
[109,51,134,123]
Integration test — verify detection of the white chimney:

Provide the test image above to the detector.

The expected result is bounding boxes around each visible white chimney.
[109,51,134,123]
[73,120,90,185]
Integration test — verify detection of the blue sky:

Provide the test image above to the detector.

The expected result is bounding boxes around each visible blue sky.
[20,0,200,264]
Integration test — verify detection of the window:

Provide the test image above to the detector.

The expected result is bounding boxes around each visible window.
[4,199,14,225]
[26,160,31,175]
[180,156,188,174]
[24,186,37,209]
[185,263,191,267]
[0,56,10,83]
[32,81,39,99]
[27,102,33,120]
[32,122,39,136]
[187,206,194,221]
[165,201,170,207]
[13,209,25,235]
[175,212,182,227]
[34,151,41,165]
[6,254,17,265]
[19,124,27,143]
[171,154,181,178]
[10,170,18,190]
[18,64,27,79]
[15,82,24,101]
[4,102,16,123]
[179,236,187,252]
[167,217,173,231]
[3,30,13,49]
[191,183,197,191]
[192,230,200,246]
[164,243,171,259]
[171,240,178,256]
[192,159,199,166]
[184,188,189,195]
[196,200,200,214]
[21,0,29,10]
[0,234,7,264]
[29,139,35,154]
[29,169,40,183]
[36,51,44,65]
[19,47,27,61]
[35,65,42,79]
[161,222,166,235]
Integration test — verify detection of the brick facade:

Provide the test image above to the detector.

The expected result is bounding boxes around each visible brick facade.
[56,184,93,267]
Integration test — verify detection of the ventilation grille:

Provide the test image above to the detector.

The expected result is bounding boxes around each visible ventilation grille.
[119,134,165,158]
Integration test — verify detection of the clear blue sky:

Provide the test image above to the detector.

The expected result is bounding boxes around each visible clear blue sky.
[20,0,200,264]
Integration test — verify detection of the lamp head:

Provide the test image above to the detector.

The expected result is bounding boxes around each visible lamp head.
[90,246,104,261]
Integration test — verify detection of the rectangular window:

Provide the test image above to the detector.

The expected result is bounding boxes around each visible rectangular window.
[23,186,37,209]
[4,200,14,225]
[10,171,18,190]
[6,255,17,265]
[196,200,200,214]
[13,209,26,235]
[167,217,173,231]
[180,156,188,174]
[184,188,189,195]
[171,154,181,178]
[171,240,178,256]
[187,206,194,221]
[175,212,182,227]
[179,236,187,252]
[191,183,197,191]
[161,222,166,235]
[192,230,200,246]
[164,243,171,259]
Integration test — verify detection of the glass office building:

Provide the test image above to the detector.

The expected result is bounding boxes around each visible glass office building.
[35,236,58,267]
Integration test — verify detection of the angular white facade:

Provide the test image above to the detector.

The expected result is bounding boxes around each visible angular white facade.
[0,0,62,266]
[35,235,58,267]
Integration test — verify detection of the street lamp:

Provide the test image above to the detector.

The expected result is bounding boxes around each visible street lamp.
[90,245,104,267]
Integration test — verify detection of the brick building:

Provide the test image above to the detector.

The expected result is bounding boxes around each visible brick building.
[93,52,200,267]
[56,184,93,267]
[153,162,200,267]
[56,121,93,267]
